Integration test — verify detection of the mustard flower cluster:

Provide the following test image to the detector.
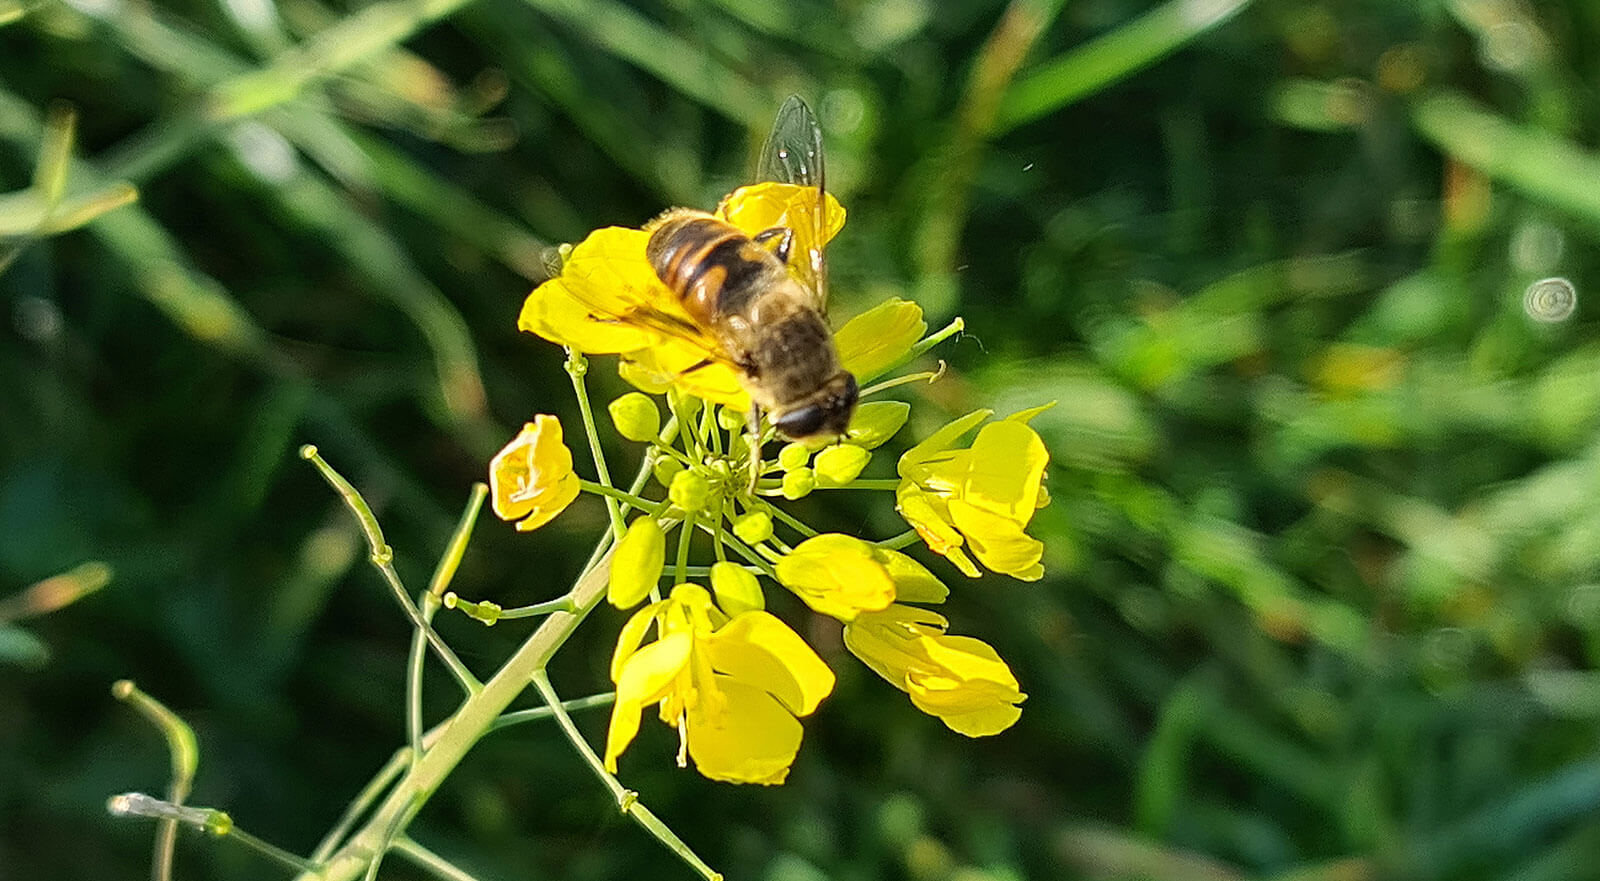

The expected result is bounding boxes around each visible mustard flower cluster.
[485,183,1050,784]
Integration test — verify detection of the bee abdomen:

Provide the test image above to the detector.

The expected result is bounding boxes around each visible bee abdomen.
[646,215,773,321]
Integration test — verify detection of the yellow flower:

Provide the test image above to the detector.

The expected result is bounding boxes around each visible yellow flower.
[604,583,835,785]
[896,405,1053,581]
[519,183,844,406]
[488,415,580,531]
[775,534,947,621]
[843,604,1025,736]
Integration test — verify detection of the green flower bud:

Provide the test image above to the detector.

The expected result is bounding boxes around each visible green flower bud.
[652,457,685,488]
[731,510,774,544]
[607,392,661,442]
[781,467,815,500]
[717,406,747,431]
[669,469,712,512]
[608,518,665,608]
[709,561,764,616]
[813,444,871,487]
[778,442,812,472]
[845,401,911,449]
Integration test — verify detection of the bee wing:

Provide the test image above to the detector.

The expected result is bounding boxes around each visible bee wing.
[757,95,830,309]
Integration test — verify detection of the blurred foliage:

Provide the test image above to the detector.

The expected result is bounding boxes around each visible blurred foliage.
[6,0,1600,879]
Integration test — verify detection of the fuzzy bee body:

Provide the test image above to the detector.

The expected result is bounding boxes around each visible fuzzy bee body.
[645,212,858,440]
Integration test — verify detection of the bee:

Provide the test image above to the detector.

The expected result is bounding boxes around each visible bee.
[641,97,857,441]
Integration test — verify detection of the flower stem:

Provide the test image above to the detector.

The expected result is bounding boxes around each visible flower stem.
[295,451,664,881]
[300,445,482,695]
[111,681,196,881]
[527,672,722,881]
[876,529,924,551]
[566,350,625,539]
[485,692,616,735]
[676,512,695,583]
[309,747,411,864]
[757,499,819,538]
[578,479,662,512]
[392,837,483,881]
[409,484,488,767]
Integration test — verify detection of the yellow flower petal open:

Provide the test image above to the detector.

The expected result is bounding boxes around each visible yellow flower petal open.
[895,407,1052,580]
[488,416,580,531]
[604,584,835,784]
[843,604,1025,736]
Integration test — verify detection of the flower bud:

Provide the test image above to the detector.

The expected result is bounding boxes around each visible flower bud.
[731,510,774,544]
[845,401,911,449]
[778,442,811,472]
[781,467,815,500]
[652,457,684,488]
[609,517,665,608]
[717,406,747,431]
[813,444,871,487]
[608,392,661,442]
[709,561,764,615]
[669,469,712,512]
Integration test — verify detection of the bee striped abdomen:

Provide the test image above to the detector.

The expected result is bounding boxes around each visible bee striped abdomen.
[646,215,773,324]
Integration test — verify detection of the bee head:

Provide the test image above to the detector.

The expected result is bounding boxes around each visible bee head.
[773,372,858,441]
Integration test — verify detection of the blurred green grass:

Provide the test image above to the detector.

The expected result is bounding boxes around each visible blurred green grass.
[7,0,1600,879]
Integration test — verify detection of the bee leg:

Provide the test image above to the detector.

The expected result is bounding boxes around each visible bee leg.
[752,227,795,266]
[745,404,763,492]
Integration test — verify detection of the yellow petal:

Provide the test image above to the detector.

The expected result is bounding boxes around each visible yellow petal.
[834,299,926,382]
[775,533,896,620]
[604,631,691,771]
[898,409,992,476]
[716,182,845,253]
[610,599,666,682]
[895,483,980,578]
[609,517,665,609]
[519,276,657,353]
[875,549,948,604]
[947,498,1045,581]
[684,677,804,785]
[706,611,835,716]
[489,416,580,531]
[510,471,580,532]
[962,420,1048,522]
[621,343,749,408]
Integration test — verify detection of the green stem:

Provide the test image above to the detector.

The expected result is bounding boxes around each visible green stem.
[112,681,197,881]
[566,350,625,538]
[408,484,488,767]
[695,520,778,579]
[578,479,662,512]
[300,445,481,694]
[676,513,694,583]
[296,448,666,881]
[876,529,923,551]
[392,837,482,881]
[309,747,411,864]
[527,673,722,881]
[485,693,616,735]
[757,500,819,538]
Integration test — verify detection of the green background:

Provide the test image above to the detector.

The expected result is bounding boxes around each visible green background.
[6,0,1600,878]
